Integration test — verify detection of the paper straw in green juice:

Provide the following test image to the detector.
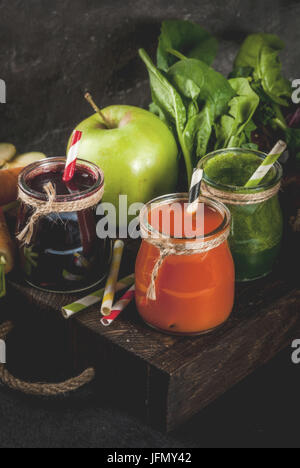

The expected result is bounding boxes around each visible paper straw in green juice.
[62,273,135,319]
[244,140,287,188]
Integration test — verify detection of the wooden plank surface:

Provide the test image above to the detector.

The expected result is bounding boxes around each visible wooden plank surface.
[7,235,300,431]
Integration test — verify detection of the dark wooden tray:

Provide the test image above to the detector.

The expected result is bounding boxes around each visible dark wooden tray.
[7,236,300,432]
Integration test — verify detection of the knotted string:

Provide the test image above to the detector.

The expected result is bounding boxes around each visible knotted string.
[143,226,231,301]
[17,182,104,245]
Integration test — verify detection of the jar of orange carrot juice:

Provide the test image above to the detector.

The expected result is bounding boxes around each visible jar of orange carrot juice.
[135,193,235,335]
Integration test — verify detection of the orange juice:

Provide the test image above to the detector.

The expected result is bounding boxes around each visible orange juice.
[135,194,235,335]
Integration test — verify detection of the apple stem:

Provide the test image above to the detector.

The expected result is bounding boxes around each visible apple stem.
[84,92,113,129]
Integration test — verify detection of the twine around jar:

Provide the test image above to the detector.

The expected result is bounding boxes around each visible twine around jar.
[200,181,281,206]
[141,224,231,301]
[17,181,104,245]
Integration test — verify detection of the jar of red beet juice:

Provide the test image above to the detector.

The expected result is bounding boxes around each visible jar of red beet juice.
[16,157,110,293]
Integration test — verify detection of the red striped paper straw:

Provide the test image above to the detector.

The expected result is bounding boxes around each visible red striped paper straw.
[63,130,83,182]
[101,285,135,327]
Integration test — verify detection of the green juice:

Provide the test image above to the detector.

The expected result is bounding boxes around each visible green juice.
[200,150,283,282]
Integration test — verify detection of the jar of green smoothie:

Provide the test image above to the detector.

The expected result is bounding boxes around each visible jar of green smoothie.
[198,148,283,282]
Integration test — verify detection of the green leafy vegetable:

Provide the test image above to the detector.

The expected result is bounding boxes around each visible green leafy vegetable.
[139,50,186,132]
[141,20,299,183]
[258,46,291,106]
[167,58,235,118]
[235,34,284,69]
[157,20,218,72]
[242,120,258,150]
[140,48,236,181]
[234,34,291,106]
[231,32,299,156]
[183,101,215,162]
[149,102,170,128]
[139,48,193,183]
[166,58,235,159]
[250,81,277,126]
[215,77,259,148]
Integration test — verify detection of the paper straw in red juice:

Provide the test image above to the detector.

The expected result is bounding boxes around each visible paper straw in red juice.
[63,130,83,182]
[101,285,135,327]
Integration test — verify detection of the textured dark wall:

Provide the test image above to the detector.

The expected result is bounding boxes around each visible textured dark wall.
[0,0,299,155]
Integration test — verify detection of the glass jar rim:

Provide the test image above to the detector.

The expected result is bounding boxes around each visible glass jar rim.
[140,192,231,242]
[198,148,283,194]
[18,157,104,202]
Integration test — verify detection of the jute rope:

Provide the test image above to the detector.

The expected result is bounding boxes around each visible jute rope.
[201,181,281,205]
[0,321,95,396]
[17,182,104,245]
[143,225,231,301]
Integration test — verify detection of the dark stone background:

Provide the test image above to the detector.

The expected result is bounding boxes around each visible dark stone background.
[0,0,300,448]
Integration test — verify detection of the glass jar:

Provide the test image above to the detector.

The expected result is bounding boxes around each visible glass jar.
[198,149,283,282]
[17,157,111,293]
[135,193,235,335]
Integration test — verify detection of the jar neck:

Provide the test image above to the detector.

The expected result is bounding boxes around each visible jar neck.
[18,157,104,203]
[140,193,231,249]
[198,148,283,195]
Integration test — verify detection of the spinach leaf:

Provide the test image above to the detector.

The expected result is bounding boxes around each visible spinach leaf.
[243,120,257,142]
[139,48,193,183]
[234,34,291,106]
[235,34,284,69]
[149,102,170,128]
[187,100,199,121]
[229,66,253,79]
[157,20,218,72]
[167,58,235,118]
[215,78,259,148]
[257,45,291,106]
[251,81,277,126]
[183,100,215,161]
[139,49,186,132]
[165,58,235,158]
[239,121,258,150]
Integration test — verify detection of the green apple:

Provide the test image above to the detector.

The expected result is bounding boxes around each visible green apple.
[68,105,178,222]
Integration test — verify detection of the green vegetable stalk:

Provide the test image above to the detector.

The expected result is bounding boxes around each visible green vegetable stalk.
[215,77,259,149]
